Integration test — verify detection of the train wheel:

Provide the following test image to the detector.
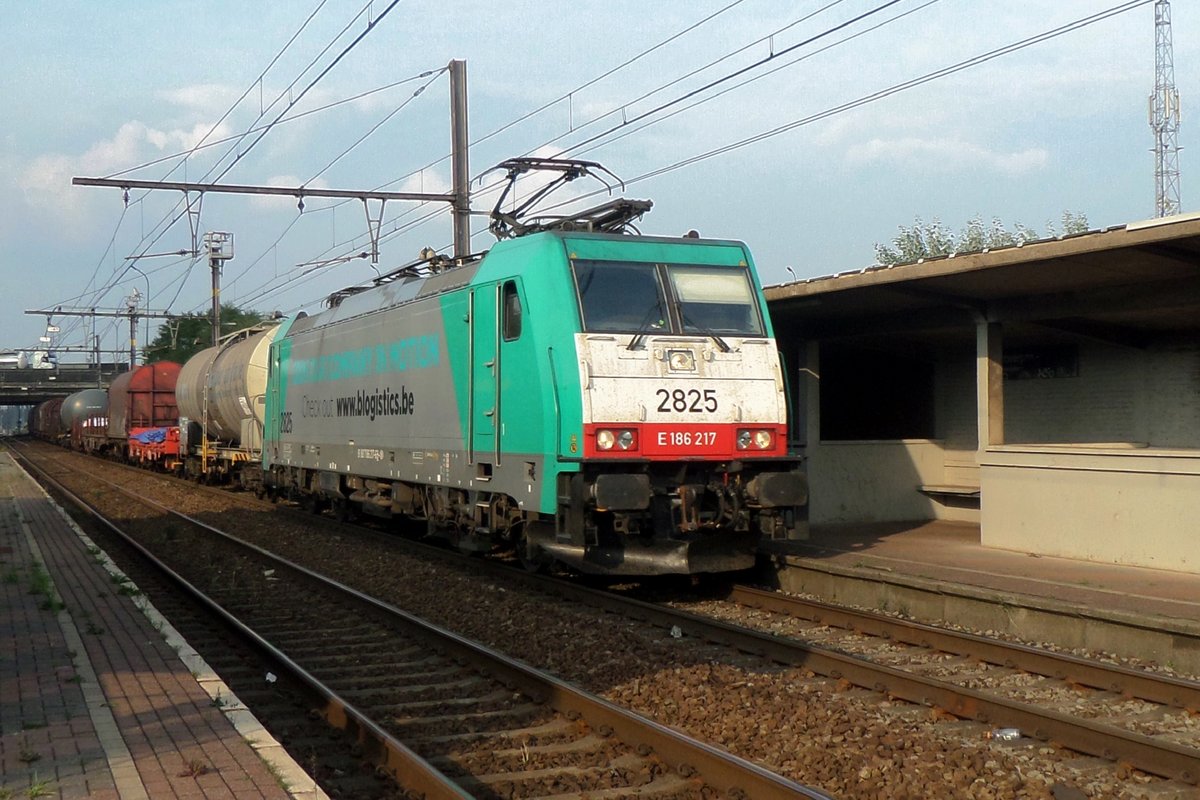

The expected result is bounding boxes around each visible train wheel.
[332,497,352,522]
[517,522,552,573]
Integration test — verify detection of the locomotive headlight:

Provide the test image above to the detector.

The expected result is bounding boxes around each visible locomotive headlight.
[596,429,636,452]
[737,429,774,450]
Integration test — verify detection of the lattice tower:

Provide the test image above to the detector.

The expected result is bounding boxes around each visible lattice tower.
[1150,0,1181,217]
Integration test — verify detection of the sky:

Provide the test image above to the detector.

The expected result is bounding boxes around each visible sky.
[0,0,1195,359]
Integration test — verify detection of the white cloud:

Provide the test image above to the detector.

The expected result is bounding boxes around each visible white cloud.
[159,84,244,116]
[845,136,1049,176]
[16,119,236,224]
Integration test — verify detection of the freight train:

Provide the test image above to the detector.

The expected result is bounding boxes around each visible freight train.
[30,159,807,575]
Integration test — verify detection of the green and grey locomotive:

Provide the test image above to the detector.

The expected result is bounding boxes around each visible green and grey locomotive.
[260,167,805,575]
[147,161,804,575]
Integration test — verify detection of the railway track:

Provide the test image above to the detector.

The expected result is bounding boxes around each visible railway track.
[13,442,831,800]
[17,439,1200,797]
[664,586,1200,783]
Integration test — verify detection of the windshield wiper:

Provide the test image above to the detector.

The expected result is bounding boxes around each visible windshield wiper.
[676,304,731,353]
[627,305,666,350]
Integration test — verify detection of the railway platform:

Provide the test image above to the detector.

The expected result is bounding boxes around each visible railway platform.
[764,520,1200,674]
[0,453,323,800]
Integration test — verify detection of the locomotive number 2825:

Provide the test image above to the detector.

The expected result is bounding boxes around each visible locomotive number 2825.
[655,388,718,413]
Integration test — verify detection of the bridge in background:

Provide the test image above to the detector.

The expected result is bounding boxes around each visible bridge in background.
[0,363,127,406]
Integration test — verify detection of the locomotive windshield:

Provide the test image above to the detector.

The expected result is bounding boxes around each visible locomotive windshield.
[572,260,764,336]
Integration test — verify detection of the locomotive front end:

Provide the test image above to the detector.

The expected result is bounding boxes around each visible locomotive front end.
[535,235,807,575]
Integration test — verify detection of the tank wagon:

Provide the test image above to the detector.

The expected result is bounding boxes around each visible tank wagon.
[259,159,807,575]
[60,388,108,450]
[176,324,280,486]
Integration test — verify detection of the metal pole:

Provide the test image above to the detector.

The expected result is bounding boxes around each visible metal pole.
[130,265,151,358]
[129,311,138,367]
[449,59,471,260]
[211,254,221,347]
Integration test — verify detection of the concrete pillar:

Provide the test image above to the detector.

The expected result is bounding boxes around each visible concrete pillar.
[804,340,821,448]
[976,321,1004,448]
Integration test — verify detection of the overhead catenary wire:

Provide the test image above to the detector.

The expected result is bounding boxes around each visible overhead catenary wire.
[240,0,904,288]
[304,67,447,185]
[76,1,391,319]
[192,67,449,316]
[82,0,406,329]
[72,1,1149,329]
[536,0,1156,217]
[567,0,941,161]
[106,0,333,182]
[279,0,1152,310]
[50,0,336,331]
[102,70,448,179]
[287,0,764,224]
[219,2,864,311]
[560,0,908,157]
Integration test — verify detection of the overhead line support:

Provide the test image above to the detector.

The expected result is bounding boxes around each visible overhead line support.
[450,59,471,259]
[71,177,454,204]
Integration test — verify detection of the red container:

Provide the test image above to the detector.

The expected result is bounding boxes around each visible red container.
[34,398,65,439]
[129,361,181,428]
[107,362,181,438]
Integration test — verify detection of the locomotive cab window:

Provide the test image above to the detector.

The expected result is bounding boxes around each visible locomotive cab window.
[572,260,666,332]
[571,259,762,336]
[502,280,522,341]
[667,265,764,336]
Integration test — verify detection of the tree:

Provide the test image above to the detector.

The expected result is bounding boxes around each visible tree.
[875,211,1089,266]
[144,306,271,364]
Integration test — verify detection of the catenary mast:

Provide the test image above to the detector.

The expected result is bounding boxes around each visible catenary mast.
[1150,0,1181,217]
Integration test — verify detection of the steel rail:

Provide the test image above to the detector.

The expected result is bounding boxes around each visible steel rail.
[17,444,834,800]
[14,449,473,800]
[493,570,1200,783]
[727,584,1200,710]
[29,441,1200,783]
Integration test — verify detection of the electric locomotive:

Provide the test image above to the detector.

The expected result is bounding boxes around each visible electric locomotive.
[261,159,806,575]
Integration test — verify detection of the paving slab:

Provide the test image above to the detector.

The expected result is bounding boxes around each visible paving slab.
[0,451,325,800]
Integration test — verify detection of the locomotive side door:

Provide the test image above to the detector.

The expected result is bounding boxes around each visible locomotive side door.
[468,283,500,467]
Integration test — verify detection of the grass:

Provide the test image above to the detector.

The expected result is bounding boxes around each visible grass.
[26,780,54,799]
[177,758,210,778]
[27,563,64,612]
[27,563,51,597]
[260,757,292,792]
[0,780,55,800]
[107,571,142,596]
[2,568,20,584]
